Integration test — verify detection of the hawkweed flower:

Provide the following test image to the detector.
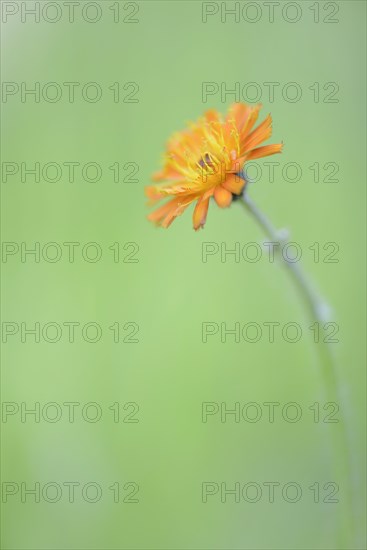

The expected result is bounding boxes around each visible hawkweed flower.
[146,102,354,546]
[146,103,282,230]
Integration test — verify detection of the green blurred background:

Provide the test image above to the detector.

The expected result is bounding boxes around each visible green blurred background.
[1,1,366,548]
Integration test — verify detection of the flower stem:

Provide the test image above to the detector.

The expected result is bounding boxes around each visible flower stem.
[239,189,355,548]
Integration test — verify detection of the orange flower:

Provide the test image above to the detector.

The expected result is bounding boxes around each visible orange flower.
[146,103,283,230]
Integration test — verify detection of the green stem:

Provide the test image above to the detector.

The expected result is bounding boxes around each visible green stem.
[239,190,355,548]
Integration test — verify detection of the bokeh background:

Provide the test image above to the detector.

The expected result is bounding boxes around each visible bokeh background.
[1,1,366,548]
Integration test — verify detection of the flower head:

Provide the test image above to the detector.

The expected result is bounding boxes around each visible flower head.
[146,103,283,230]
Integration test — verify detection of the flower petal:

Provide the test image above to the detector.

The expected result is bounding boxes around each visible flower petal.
[214,185,232,208]
[243,114,273,151]
[193,195,211,230]
[161,195,199,228]
[147,198,181,224]
[204,109,220,124]
[148,195,199,228]
[222,174,246,195]
[145,185,165,203]
[246,143,283,160]
[227,103,261,136]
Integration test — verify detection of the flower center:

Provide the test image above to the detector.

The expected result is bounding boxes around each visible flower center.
[197,149,233,187]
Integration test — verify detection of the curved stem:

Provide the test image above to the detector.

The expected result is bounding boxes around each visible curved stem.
[239,189,355,548]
